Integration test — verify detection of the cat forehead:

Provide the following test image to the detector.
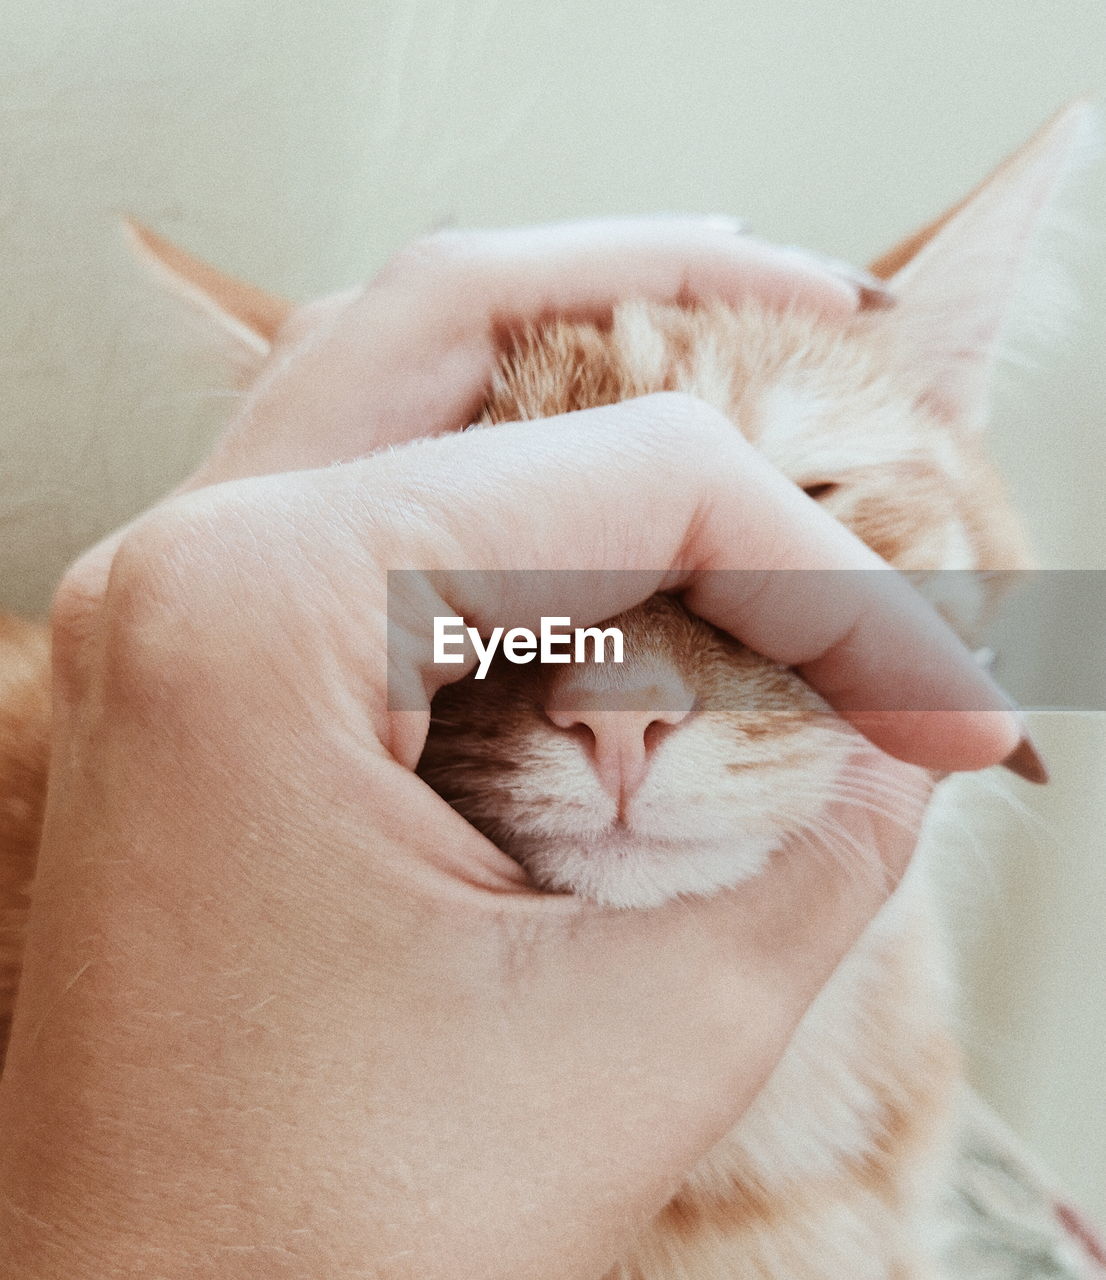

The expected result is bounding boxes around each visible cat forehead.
[751,378,944,478]
[617,303,958,481]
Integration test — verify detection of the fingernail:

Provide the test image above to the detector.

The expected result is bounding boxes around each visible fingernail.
[1001,735,1050,785]
[780,246,896,308]
[829,263,896,309]
[973,646,997,671]
[856,282,896,310]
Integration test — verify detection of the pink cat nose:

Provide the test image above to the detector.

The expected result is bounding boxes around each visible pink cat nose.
[543,677,696,809]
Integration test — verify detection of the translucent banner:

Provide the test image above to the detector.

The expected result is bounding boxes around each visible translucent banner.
[386,569,1106,713]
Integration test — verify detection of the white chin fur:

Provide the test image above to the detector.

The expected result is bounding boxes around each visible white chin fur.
[517,830,783,909]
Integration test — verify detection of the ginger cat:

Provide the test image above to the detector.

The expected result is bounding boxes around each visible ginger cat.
[0,105,1092,1278]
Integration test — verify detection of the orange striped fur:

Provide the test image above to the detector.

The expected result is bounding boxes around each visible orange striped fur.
[0,104,1092,1276]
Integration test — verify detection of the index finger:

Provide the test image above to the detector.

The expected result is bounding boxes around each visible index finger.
[359,394,1027,775]
[194,219,885,487]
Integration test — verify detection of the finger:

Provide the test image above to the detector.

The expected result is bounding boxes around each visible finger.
[190,218,880,486]
[343,393,1022,773]
[391,220,874,327]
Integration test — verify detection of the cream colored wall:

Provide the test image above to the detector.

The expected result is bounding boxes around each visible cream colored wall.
[3,0,1105,1223]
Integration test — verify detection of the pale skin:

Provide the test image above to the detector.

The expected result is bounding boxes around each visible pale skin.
[0,220,1026,1279]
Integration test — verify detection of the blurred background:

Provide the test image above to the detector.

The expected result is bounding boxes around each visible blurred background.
[2,0,1104,1223]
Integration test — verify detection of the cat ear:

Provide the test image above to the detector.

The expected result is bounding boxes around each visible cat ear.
[867,101,1097,425]
[123,219,294,368]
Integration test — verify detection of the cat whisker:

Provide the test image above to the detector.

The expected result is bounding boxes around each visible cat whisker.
[787,821,893,895]
[772,784,925,834]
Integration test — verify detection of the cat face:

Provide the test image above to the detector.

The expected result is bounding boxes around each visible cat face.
[126,106,1089,907]
[419,586,851,906]
[416,297,1027,906]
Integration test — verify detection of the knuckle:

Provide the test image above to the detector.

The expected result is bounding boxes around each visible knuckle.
[107,516,203,621]
[272,289,361,351]
[407,227,483,263]
[64,505,236,716]
[50,559,109,699]
[631,391,738,455]
[380,228,490,286]
[128,490,224,573]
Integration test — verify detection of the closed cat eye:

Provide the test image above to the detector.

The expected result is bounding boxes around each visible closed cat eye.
[801,482,839,500]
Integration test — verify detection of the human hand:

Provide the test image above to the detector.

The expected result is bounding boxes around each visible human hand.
[0,222,1022,1280]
